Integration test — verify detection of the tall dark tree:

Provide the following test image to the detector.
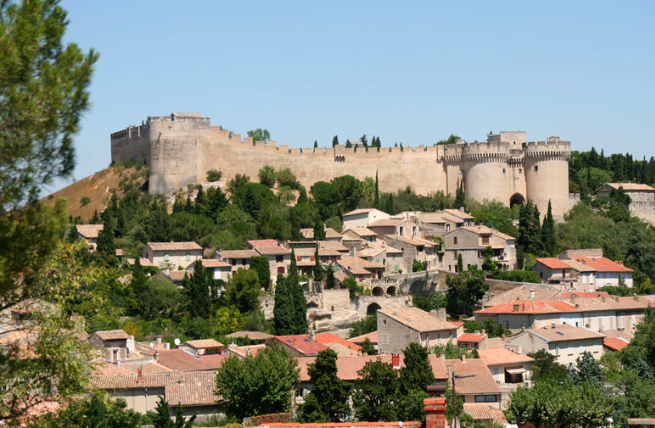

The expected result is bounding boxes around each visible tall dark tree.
[90,210,100,224]
[518,200,543,255]
[332,135,339,147]
[152,396,196,428]
[183,260,212,319]
[541,200,557,256]
[313,245,323,282]
[298,349,351,422]
[374,171,380,209]
[224,268,260,315]
[325,264,336,289]
[353,359,398,421]
[273,272,294,335]
[398,342,434,421]
[250,255,271,289]
[313,219,326,241]
[67,224,79,243]
[454,182,465,209]
[96,215,116,265]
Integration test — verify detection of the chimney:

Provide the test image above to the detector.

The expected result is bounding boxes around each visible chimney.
[392,354,401,369]
[529,289,535,300]
[437,308,447,322]
[601,296,606,303]
[513,304,520,313]
[310,330,315,340]
[165,343,170,350]
[157,337,162,345]
[424,397,447,428]
[246,347,251,357]
[137,367,143,382]
[461,353,466,363]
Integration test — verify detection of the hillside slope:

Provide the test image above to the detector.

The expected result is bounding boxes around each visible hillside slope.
[42,165,148,221]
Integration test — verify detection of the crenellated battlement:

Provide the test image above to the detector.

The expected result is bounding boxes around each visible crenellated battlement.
[524,139,571,159]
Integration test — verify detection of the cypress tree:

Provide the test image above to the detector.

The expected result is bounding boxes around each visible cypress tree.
[314,140,318,149]
[313,245,323,282]
[541,200,557,256]
[290,249,308,333]
[325,264,335,289]
[273,272,295,335]
[332,135,339,147]
[454,182,465,209]
[313,219,326,241]
[457,253,464,273]
[66,225,79,243]
[184,260,211,319]
[96,215,116,265]
[90,209,100,224]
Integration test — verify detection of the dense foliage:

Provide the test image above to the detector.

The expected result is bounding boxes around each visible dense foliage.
[297,349,351,422]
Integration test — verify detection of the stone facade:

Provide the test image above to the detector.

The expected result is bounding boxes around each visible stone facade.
[111,114,572,217]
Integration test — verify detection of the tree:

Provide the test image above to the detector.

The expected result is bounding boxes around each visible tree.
[276,167,297,187]
[527,349,567,383]
[360,338,377,355]
[518,200,543,255]
[457,253,464,273]
[67,224,79,243]
[206,169,222,182]
[313,140,318,149]
[445,269,488,317]
[325,264,336,289]
[569,351,604,386]
[397,343,434,421]
[90,209,100,223]
[412,292,446,312]
[313,245,323,282]
[247,128,270,142]
[541,200,557,256]
[353,359,399,421]
[183,261,212,319]
[506,380,612,427]
[298,349,351,422]
[258,165,277,187]
[454,182,465,209]
[96,213,116,265]
[332,135,339,147]
[152,397,196,428]
[273,252,307,334]
[215,346,299,420]
[224,268,261,315]
[313,219,326,241]
[249,256,271,289]
[348,314,377,338]
[139,278,181,321]
[374,171,380,209]
[35,391,143,428]
[436,134,461,145]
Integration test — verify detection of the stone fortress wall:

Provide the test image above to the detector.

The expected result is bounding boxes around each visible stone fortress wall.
[110,112,572,217]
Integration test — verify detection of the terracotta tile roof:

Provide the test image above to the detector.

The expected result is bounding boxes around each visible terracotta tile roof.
[600,182,655,192]
[571,295,655,312]
[343,208,379,216]
[525,324,605,342]
[94,361,132,376]
[536,257,571,270]
[119,361,174,375]
[77,224,103,238]
[475,300,579,315]
[561,291,611,298]
[314,333,362,352]
[604,337,630,352]
[298,354,447,382]
[378,307,458,333]
[300,228,342,239]
[445,358,501,395]
[220,249,258,259]
[227,344,267,358]
[456,225,515,241]
[183,339,224,350]
[248,239,280,248]
[449,321,464,328]
[92,329,130,341]
[457,333,487,343]
[318,240,349,253]
[256,246,292,256]
[463,404,508,424]
[270,335,328,356]
[156,349,226,372]
[157,270,189,282]
[368,219,405,227]
[146,241,202,251]
[165,373,218,406]
[337,255,385,275]
[477,348,534,366]
[568,256,634,273]
[342,227,378,237]
[385,235,435,248]
[442,209,475,220]
[201,259,231,268]
[226,330,272,340]
[348,331,378,345]
[484,285,562,307]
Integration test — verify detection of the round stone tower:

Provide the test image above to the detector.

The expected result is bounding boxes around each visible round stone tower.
[523,136,571,217]
[460,141,512,205]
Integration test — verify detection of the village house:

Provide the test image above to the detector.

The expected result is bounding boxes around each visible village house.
[474,300,582,331]
[287,241,321,277]
[477,348,534,385]
[76,224,103,251]
[382,234,440,271]
[367,218,420,240]
[341,227,379,243]
[268,333,328,357]
[224,343,267,359]
[248,240,292,286]
[342,208,390,229]
[219,249,258,277]
[143,242,203,270]
[88,329,145,364]
[357,242,405,275]
[445,358,502,408]
[180,339,224,356]
[507,324,605,366]
[200,259,231,282]
[336,254,386,282]
[417,209,476,239]
[442,225,516,272]
[377,307,458,354]
[596,182,655,203]
[457,332,488,350]
[155,348,226,372]
[534,249,634,290]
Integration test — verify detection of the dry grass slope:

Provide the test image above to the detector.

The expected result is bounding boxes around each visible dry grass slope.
[41,165,148,221]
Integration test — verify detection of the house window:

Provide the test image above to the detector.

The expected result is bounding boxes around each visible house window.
[241,259,246,266]
[568,345,573,356]
[231,259,236,266]
[186,253,191,261]
[276,255,283,263]
[453,237,458,245]
[481,235,490,245]
[594,344,598,353]
[446,224,450,232]
[164,253,170,262]
[302,256,310,262]
[474,395,497,403]
[277,266,285,274]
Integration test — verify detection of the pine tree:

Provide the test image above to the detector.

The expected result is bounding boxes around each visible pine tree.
[67,225,79,243]
[90,209,100,223]
[541,200,557,256]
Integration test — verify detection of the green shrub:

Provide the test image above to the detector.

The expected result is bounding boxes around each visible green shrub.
[207,169,222,182]
[80,196,91,206]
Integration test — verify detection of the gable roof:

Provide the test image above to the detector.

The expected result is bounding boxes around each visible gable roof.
[270,335,328,356]
[385,235,436,248]
[603,337,630,352]
[536,257,571,270]
[463,403,508,424]
[567,256,633,273]
[598,182,655,192]
[92,330,130,341]
[348,331,378,345]
[523,324,605,342]
[226,330,272,340]
[475,300,579,315]
[247,239,280,249]
[182,339,224,350]
[343,208,384,217]
[255,246,292,256]
[445,358,501,395]
[457,333,487,343]
[378,307,458,333]
[156,349,226,372]
[337,255,385,275]
[220,249,258,259]
[342,227,378,237]
[200,259,231,268]
[77,224,103,238]
[146,242,202,251]
[477,348,534,366]
[300,227,341,240]
[314,333,362,352]
[442,209,475,221]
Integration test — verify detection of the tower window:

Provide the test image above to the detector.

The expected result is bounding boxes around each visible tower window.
[534,165,539,172]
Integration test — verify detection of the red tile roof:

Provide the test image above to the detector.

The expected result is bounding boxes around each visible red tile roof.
[561,291,611,298]
[156,349,226,372]
[348,331,378,345]
[477,348,534,366]
[536,257,571,270]
[457,333,487,343]
[475,300,578,315]
[604,337,629,352]
[569,256,633,273]
[270,335,329,356]
[248,239,280,248]
[445,358,501,395]
[314,333,362,352]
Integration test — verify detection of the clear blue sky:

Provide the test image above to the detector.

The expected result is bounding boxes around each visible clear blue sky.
[54,0,655,192]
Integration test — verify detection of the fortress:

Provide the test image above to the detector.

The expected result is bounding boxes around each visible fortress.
[111,112,572,217]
